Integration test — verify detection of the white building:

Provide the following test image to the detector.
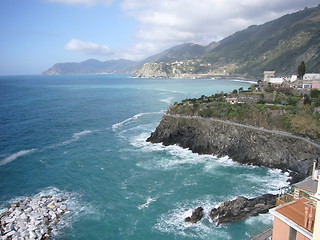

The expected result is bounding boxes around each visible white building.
[290,75,298,82]
[268,77,284,85]
[304,74,320,81]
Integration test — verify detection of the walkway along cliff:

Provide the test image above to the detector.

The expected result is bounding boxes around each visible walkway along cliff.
[147,114,320,183]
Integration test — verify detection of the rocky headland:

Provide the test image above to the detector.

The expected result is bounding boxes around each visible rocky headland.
[0,196,68,240]
[147,114,320,182]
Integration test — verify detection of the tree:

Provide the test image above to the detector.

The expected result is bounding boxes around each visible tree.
[303,95,311,105]
[298,61,306,79]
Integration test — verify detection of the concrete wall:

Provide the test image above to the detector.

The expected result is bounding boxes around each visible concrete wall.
[272,216,311,240]
[272,217,290,240]
[297,231,310,240]
[312,81,320,90]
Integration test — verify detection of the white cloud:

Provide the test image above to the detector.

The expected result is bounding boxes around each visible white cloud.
[45,0,113,7]
[65,38,113,56]
[120,0,319,59]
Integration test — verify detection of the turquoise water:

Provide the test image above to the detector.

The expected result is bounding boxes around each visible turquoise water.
[0,74,289,239]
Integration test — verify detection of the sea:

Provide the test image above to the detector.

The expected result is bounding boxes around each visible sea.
[0,74,289,240]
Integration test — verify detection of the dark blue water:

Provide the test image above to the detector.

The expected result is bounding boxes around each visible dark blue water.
[0,74,288,239]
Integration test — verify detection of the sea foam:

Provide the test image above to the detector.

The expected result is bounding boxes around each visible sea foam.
[137,197,157,210]
[154,196,230,238]
[112,111,165,131]
[160,97,175,104]
[131,131,289,194]
[51,130,94,148]
[0,149,37,166]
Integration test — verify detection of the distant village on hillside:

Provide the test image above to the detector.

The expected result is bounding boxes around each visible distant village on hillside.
[263,71,320,90]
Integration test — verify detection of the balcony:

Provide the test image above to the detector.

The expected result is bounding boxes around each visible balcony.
[275,183,317,234]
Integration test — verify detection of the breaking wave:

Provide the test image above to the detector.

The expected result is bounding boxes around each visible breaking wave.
[112,111,165,131]
[154,196,230,238]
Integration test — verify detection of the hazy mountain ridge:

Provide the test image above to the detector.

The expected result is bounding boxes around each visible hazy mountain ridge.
[43,43,220,75]
[43,59,138,75]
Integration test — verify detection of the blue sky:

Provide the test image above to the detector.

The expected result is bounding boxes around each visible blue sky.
[0,0,318,75]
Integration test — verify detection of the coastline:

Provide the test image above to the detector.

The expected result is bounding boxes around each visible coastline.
[147,114,319,183]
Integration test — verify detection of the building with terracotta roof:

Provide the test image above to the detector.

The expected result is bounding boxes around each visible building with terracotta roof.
[269,160,320,240]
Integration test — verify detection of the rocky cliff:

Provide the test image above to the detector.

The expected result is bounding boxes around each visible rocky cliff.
[147,115,320,181]
[134,62,170,78]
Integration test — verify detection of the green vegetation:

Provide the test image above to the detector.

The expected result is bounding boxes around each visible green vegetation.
[168,89,320,141]
[298,61,306,79]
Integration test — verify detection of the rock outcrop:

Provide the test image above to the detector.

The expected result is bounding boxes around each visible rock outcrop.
[147,115,320,182]
[0,196,68,240]
[184,207,204,223]
[210,194,276,225]
[133,62,170,78]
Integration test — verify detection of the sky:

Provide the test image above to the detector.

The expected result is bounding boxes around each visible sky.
[0,0,319,75]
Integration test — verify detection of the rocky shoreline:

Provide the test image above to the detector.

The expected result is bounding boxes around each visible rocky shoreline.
[184,194,276,226]
[210,194,276,225]
[147,114,320,183]
[0,196,68,240]
[147,114,320,224]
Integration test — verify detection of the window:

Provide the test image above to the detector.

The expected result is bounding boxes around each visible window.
[289,227,297,240]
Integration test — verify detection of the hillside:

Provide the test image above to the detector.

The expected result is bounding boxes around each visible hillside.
[142,42,218,64]
[43,59,138,75]
[168,89,320,141]
[204,5,320,78]
[134,5,320,79]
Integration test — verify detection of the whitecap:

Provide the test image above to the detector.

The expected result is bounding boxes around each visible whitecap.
[48,130,94,148]
[137,197,157,209]
[160,97,174,104]
[112,111,165,131]
[154,196,230,238]
[72,130,93,138]
[0,149,37,166]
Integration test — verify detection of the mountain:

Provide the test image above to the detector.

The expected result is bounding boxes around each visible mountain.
[203,5,320,78]
[43,59,138,75]
[135,5,320,79]
[142,42,218,64]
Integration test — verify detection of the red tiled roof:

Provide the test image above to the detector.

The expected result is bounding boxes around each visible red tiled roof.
[276,198,315,233]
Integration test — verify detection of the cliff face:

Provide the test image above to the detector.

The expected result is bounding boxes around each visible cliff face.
[134,63,170,78]
[147,115,320,181]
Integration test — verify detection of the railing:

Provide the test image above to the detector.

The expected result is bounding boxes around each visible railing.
[276,185,316,206]
[276,193,295,206]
